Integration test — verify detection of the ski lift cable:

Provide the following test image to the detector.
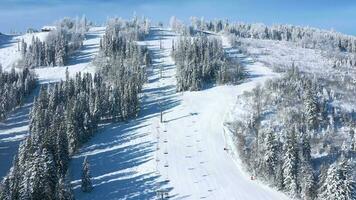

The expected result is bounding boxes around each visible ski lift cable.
[200,157,216,198]
[155,121,161,173]
[153,122,162,193]
[194,127,216,199]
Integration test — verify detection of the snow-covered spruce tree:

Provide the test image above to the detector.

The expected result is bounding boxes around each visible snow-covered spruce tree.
[264,130,279,183]
[300,160,315,199]
[337,158,356,199]
[55,177,74,200]
[318,163,340,200]
[304,85,319,131]
[318,158,355,200]
[299,132,316,200]
[282,130,301,197]
[81,157,93,193]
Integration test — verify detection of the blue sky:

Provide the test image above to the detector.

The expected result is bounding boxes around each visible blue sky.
[1,0,356,35]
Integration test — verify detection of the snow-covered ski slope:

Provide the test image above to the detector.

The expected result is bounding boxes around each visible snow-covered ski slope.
[0,27,105,179]
[69,28,289,200]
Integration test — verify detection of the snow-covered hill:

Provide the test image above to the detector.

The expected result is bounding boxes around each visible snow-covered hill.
[0,27,104,179]
[68,28,288,200]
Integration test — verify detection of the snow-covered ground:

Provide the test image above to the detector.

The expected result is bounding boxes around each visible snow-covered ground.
[69,28,288,199]
[0,27,104,180]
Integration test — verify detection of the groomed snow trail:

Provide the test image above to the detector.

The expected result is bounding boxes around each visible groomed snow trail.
[0,27,104,180]
[69,28,288,200]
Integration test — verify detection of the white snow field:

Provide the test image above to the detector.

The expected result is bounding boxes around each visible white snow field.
[0,27,105,179]
[69,28,289,200]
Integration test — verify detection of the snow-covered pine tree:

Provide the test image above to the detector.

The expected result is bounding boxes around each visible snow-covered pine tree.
[282,128,300,198]
[300,132,315,200]
[318,158,355,200]
[318,163,341,200]
[264,130,279,182]
[81,156,93,193]
[338,158,356,199]
[300,161,315,200]
[304,86,319,130]
[55,177,74,200]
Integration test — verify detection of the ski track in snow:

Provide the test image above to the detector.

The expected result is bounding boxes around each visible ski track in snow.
[69,28,289,200]
[0,27,105,179]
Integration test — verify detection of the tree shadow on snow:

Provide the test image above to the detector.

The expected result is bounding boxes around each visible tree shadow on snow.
[66,32,101,66]
[0,34,17,49]
[70,119,173,199]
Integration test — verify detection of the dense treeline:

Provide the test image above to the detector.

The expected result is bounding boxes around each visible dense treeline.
[172,35,244,91]
[20,17,88,68]
[0,65,37,121]
[96,18,150,118]
[229,67,356,199]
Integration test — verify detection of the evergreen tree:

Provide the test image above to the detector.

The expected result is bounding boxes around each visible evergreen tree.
[264,130,279,182]
[55,177,74,200]
[304,87,319,130]
[318,159,355,200]
[81,156,93,193]
[0,176,11,200]
[338,159,356,199]
[283,129,300,197]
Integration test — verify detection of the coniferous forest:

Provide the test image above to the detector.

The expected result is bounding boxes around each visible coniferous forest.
[0,17,149,200]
